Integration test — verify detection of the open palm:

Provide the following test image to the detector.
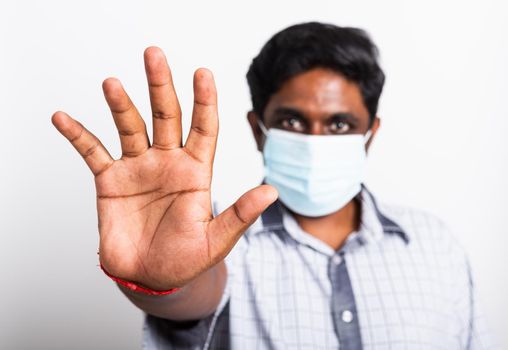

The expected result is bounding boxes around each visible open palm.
[52,47,277,291]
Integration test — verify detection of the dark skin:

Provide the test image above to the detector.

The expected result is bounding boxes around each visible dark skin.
[51,50,379,319]
[52,47,278,296]
[247,67,380,251]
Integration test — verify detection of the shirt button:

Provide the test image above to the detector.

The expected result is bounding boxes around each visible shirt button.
[341,310,354,323]
[332,254,343,265]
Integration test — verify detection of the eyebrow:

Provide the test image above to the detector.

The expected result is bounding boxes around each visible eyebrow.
[271,107,360,122]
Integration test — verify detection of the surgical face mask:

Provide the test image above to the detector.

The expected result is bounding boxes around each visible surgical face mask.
[257,119,372,217]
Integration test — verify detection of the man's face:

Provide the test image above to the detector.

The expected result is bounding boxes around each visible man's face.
[247,67,380,151]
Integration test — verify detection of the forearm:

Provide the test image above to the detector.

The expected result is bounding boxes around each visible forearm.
[117,260,227,321]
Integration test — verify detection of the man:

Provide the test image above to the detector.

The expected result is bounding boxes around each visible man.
[52,22,497,349]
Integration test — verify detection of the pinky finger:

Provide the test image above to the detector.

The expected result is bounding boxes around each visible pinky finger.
[52,111,115,176]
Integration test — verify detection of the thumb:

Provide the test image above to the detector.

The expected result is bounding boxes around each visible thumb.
[207,184,278,263]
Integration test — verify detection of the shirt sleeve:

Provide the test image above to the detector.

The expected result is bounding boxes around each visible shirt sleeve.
[142,312,215,350]
[454,251,500,349]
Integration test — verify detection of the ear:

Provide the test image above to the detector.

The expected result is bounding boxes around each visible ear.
[365,116,381,152]
[247,111,264,152]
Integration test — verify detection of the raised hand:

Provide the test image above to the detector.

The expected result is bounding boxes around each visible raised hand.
[52,47,277,291]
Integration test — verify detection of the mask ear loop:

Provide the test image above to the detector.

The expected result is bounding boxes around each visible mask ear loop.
[364,129,373,145]
[256,117,269,136]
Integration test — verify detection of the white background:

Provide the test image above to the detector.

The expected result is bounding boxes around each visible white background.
[1,0,506,349]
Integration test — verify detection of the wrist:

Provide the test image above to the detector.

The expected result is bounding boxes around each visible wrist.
[99,263,181,296]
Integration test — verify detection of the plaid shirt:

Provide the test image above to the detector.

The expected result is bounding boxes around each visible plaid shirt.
[142,185,498,349]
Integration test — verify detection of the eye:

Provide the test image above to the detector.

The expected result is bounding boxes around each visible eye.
[329,119,351,134]
[280,116,305,132]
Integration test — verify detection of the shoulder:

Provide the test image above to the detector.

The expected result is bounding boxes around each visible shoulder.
[375,197,476,308]
[376,197,468,263]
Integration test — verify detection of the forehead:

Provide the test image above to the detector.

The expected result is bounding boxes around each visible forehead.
[264,67,369,119]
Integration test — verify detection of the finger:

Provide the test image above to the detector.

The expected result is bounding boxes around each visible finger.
[183,68,218,163]
[144,46,182,150]
[102,78,149,157]
[51,111,114,176]
[207,185,278,262]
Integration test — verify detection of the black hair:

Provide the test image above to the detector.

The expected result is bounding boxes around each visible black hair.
[246,22,385,127]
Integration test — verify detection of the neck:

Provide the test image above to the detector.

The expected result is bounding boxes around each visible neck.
[289,198,361,251]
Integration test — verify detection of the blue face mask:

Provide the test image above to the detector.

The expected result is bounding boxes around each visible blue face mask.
[257,119,371,217]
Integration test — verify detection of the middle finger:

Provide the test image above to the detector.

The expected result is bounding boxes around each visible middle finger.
[144,46,182,150]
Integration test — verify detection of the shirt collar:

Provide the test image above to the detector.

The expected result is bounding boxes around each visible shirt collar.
[356,184,410,245]
[247,184,409,251]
